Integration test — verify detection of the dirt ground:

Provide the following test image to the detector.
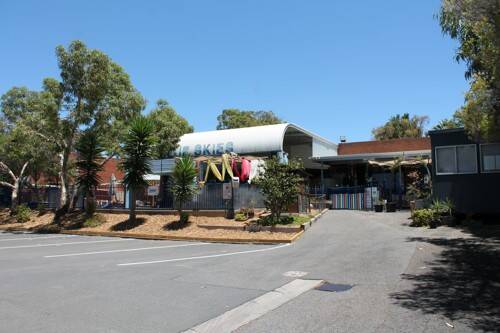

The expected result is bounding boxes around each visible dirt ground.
[0,209,56,230]
[0,209,303,241]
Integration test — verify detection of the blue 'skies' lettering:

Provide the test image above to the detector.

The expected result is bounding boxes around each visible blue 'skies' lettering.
[176,141,235,156]
[225,142,234,153]
[194,144,202,156]
[202,144,211,155]
[216,143,224,155]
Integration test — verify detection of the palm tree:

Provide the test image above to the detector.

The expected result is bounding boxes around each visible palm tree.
[171,156,198,224]
[75,130,104,217]
[121,116,156,223]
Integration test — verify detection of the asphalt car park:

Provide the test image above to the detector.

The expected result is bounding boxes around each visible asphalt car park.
[0,211,491,333]
[0,231,298,333]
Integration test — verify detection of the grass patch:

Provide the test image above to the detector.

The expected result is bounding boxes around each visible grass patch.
[257,214,313,226]
[290,215,313,225]
[83,214,106,228]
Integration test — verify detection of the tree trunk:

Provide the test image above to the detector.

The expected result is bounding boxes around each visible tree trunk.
[10,180,19,212]
[84,191,96,218]
[58,134,74,211]
[129,188,136,223]
[69,185,79,211]
[0,161,29,213]
[58,152,67,209]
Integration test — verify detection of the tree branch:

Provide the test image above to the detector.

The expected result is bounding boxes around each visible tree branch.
[100,152,117,166]
[19,124,64,150]
[0,181,15,189]
[0,161,17,183]
[19,161,29,179]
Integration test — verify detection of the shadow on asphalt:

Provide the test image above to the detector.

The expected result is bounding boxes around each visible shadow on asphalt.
[391,235,500,332]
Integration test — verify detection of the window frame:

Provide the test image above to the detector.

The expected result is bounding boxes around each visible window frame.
[435,144,478,175]
[480,143,500,174]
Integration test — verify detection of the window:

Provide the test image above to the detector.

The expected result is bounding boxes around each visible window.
[481,143,500,172]
[435,144,477,175]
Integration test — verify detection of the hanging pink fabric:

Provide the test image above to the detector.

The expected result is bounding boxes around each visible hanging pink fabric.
[240,158,250,182]
[231,158,240,178]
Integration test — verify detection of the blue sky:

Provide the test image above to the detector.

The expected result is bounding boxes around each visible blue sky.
[1,0,468,142]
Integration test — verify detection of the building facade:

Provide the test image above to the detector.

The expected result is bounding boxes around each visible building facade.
[429,128,500,216]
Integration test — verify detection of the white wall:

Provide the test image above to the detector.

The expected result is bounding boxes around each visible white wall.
[313,138,337,158]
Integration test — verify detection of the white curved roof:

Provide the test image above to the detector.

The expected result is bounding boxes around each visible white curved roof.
[175,123,337,157]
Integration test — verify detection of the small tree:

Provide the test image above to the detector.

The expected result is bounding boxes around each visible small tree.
[121,116,155,223]
[372,113,428,140]
[0,122,53,212]
[171,156,198,224]
[148,99,193,159]
[254,158,303,225]
[75,130,104,217]
[216,109,283,130]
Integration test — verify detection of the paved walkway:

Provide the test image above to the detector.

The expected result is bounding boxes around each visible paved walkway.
[0,210,498,332]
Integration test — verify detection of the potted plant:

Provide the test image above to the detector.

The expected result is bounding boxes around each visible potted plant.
[407,170,431,211]
[247,200,256,218]
[374,199,384,212]
[386,201,397,212]
[430,198,455,226]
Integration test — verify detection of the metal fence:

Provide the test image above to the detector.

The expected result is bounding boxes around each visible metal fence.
[179,183,226,210]
[2,181,319,213]
[18,187,60,209]
[233,184,265,210]
[157,182,265,211]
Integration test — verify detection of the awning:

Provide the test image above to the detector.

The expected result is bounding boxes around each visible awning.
[175,123,337,157]
[368,158,431,168]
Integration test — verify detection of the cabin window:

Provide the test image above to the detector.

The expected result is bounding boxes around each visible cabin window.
[435,144,477,175]
[480,143,500,172]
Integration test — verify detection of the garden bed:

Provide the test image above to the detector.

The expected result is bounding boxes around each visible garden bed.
[0,209,56,231]
[0,209,308,243]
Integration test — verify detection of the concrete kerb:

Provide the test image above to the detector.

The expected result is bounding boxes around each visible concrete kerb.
[301,208,329,231]
[0,209,328,244]
[60,229,304,245]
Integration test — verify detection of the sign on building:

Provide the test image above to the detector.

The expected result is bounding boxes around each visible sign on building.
[222,183,232,200]
[147,185,159,196]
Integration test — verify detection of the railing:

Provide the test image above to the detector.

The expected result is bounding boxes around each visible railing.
[156,182,265,211]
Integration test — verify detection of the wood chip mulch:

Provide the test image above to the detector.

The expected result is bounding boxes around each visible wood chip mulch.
[80,213,300,241]
[0,209,302,242]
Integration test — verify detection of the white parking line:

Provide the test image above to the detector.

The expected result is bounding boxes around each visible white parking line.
[182,279,323,333]
[44,242,212,258]
[0,235,76,242]
[118,243,291,266]
[0,238,133,250]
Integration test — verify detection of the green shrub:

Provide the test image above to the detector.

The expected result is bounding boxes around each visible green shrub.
[430,198,454,216]
[15,204,31,223]
[83,214,106,228]
[257,215,294,226]
[235,213,248,221]
[411,208,437,227]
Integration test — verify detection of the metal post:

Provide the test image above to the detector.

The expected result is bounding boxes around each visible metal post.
[320,161,324,194]
[399,164,403,208]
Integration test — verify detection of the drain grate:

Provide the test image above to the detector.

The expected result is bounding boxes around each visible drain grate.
[315,281,353,292]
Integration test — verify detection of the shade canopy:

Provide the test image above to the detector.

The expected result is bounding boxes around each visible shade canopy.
[175,123,337,158]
